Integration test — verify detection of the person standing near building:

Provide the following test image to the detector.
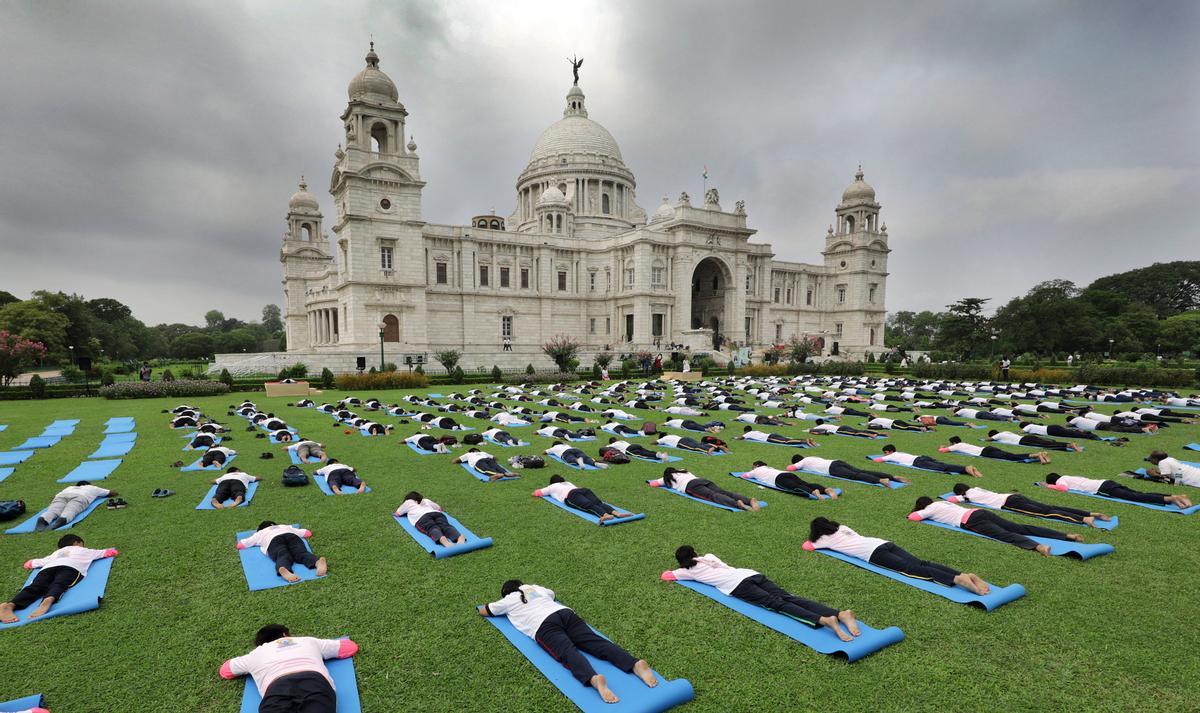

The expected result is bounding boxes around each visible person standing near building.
[502,336,512,352]
[1000,357,1011,380]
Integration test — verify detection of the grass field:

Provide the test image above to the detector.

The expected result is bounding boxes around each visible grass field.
[1,384,1199,712]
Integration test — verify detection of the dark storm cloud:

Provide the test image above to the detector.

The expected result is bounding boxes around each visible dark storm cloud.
[1,0,1196,323]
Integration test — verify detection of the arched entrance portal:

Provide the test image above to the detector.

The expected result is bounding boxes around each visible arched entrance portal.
[691,257,731,350]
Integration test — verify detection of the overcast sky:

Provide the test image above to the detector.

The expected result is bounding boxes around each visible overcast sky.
[1,0,1197,325]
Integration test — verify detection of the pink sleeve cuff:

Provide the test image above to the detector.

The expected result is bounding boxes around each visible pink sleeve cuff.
[337,639,359,658]
[103,548,119,557]
[303,530,313,538]
[23,559,34,569]
[532,489,543,497]
[31,708,49,713]
[785,463,798,471]
[938,447,950,452]
[872,457,885,462]
[1046,483,1068,491]
[236,542,247,550]
[648,480,662,487]
[660,570,677,581]
[947,496,961,503]
[219,661,236,679]
[802,540,816,551]
[907,512,923,521]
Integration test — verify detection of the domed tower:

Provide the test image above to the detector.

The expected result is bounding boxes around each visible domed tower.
[534,185,573,236]
[280,177,332,352]
[514,81,645,238]
[823,166,889,352]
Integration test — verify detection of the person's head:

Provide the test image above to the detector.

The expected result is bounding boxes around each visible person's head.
[1018,421,1031,428]
[912,496,934,512]
[256,520,277,531]
[468,447,479,453]
[674,544,699,568]
[987,429,998,437]
[662,467,681,486]
[255,624,290,646]
[882,444,896,454]
[948,436,962,444]
[549,474,566,484]
[1045,473,1061,484]
[58,534,84,548]
[952,483,971,496]
[500,579,524,602]
[751,460,767,468]
[808,517,840,542]
[1148,450,1168,465]
[551,440,563,447]
[742,425,752,433]
[327,458,339,465]
[404,490,422,503]
[73,480,91,487]
[790,453,804,464]
[814,419,825,426]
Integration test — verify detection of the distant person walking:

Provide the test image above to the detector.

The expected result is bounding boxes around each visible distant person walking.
[1000,358,1011,380]
[139,362,152,381]
[502,337,512,352]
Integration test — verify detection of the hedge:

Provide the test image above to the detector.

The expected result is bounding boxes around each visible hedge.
[500,370,585,385]
[1074,365,1196,388]
[99,380,231,399]
[335,371,430,390]
[910,362,994,380]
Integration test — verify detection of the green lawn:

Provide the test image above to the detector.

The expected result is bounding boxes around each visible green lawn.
[1,386,1198,711]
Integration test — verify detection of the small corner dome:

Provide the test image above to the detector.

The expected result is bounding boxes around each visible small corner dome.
[652,196,674,221]
[289,178,320,213]
[537,186,568,205]
[347,43,399,103]
[841,166,876,204]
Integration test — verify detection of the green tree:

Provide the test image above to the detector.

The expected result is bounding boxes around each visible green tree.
[0,291,19,307]
[204,310,226,331]
[218,328,259,354]
[0,300,71,357]
[261,304,284,333]
[936,297,991,358]
[1087,261,1200,317]
[434,350,461,374]
[1159,311,1200,354]
[171,332,215,359]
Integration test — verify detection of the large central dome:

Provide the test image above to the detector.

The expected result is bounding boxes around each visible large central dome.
[528,85,624,163]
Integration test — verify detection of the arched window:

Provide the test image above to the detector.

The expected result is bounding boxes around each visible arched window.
[556,214,563,232]
[491,219,501,229]
[558,182,567,195]
[869,328,876,345]
[301,223,312,241]
[845,215,856,233]
[712,275,719,292]
[382,314,400,342]
[370,122,388,153]
[601,194,610,214]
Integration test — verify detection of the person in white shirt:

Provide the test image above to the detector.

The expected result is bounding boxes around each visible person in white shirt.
[210,468,261,509]
[650,468,760,510]
[315,460,367,494]
[200,445,236,468]
[908,496,1081,555]
[663,405,705,417]
[603,421,640,437]
[807,422,882,439]
[655,433,726,455]
[481,427,519,446]
[735,426,816,447]
[35,482,116,531]
[985,430,1082,452]
[395,491,466,545]
[534,475,635,522]
[405,433,452,454]
[742,461,838,499]
[220,624,358,713]
[452,448,516,480]
[0,534,117,623]
[237,521,327,583]
[602,408,638,420]
[544,442,608,469]
[948,483,1111,527]
[1145,451,1200,487]
[1044,473,1192,509]
[287,440,326,463]
[866,417,928,432]
[478,581,659,704]
[873,445,981,477]
[941,436,1049,464]
[788,455,910,488]
[662,545,859,641]
[605,437,669,462]
[185,432,221,450]
[807,517,989,595]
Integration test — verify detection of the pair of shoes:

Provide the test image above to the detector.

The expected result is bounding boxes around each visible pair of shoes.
[171,460,184,468]
[260,452,274,459]
[105,499,128,510]
[151,488,175,498]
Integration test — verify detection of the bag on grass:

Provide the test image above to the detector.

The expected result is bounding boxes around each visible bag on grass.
[463,433,484,445]
[512,455,545,469]
[0,500,26,522]
[601,450,630,464]
[282,465,309,486]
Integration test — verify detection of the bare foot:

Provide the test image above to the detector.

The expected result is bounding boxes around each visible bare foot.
[315,557,328,576]
[599,513,614,522]
[750,498,761,511]
[633,659,658,687]
[827,490,839,500]
[1066,534,1084,542]
[1094,513,1112,521]
[967,466,984,478]
[591,674,619,704]
[970,573,991,595]
[27,597,55,619]
[0,602,17,623]
[1083,516,1096,527]
[838,609,861,636]
[279,567,300,583]
[1035,544,1052,557]
[1069,443,1083,452]
[456,535,467,544]
[954,573,987,595]
[820,615,853,642]
[211,501,223,510]
[439,537,452,546]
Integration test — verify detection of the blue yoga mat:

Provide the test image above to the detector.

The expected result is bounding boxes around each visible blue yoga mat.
[460,462,519,482]
[1184,443,1200,451]
[0,468,11,483]
[13,436,60,450]
[673,579,904,662]
[936,492,1118,530]
[315,474,372,496]
[946,449,1038,463]
[181,454,237,472]
[656,441,727,456]
[915,518,1114,560]
[806,547,1025,611]
[182,437,222,451]
[977,436,1082,452]
[102,432,138,443]
[5,498,107,534]
[197,481,259,510]
[394,513,493,559]
[104,417,135,433]
[728,472,841,499]
[0,694,45,711]
[406,441,438,455]
[864,455,956,475]
[89,440,135,459]
[645,481,767,512]
[41,425,77,436]
[539,495,645,526]
[483,612,694,713]
[239,655,361,713]
[1035,482,1200,514]
[791,465,908,489]
[484,434,529,447]
[48,419,80,427]
[602,425,645,438]
[237,526,323,591]
[0,557,112,629]
[58,459,121,483]
[629,452,682,463]
[0,425,5,432]
[0,451,34,466]
[547,452,602,470]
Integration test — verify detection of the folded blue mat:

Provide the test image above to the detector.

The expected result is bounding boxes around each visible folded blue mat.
[539,494,645,526]
[484,434,529,447]
[57,459,121,483]
[601,425,646,438]
[460,462,519,482]
[864,455,955,474]
[1035,482,1200,514]
[182,437,222,451]
[197,481,259,510]
[806,547,1025,611]
[915,518,1114,560]
[483,611,694,713]
[728,472,841,499]
[0,451,34,466]
[673,579,904,662]
[394,513,493,559]
[547,452,602,470]
[790,465,907,489]
[315,474,372,496]
[1183,442,1200,451]
[13,436,61,450]
[0,468,11,483]
[406,441,438,455]
[181,454,237,472]
[89,440,135,459]
[5,498,107,534]
[645,481,767,512]
[239,654,361,713]
[629,452,682,463]
[237,526,322,591]
[0,694,45,711]
[49,419,80,427]
[936,492,1118,530]
[656,441,727,456]
[0,557,112,629]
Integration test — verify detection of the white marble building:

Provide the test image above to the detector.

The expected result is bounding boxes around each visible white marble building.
[215,45,890,374]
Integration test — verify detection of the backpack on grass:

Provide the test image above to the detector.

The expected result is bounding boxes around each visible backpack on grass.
[282,465,309,486]
[0,500,26,522]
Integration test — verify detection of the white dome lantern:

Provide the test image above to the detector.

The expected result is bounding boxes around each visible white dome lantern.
[347,42,399,104]
[840,165,877,206]
[288,177,320,213]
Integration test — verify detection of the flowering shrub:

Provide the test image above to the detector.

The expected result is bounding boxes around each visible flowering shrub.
[100,380,230,399]
[0,331,47,386]
[334,371,429,390]
[543,335,581,373]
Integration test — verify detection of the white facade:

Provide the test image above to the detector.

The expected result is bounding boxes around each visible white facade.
[228,46,890,373]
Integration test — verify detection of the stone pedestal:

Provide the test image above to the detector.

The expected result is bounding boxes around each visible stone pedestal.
[679,328,715,352]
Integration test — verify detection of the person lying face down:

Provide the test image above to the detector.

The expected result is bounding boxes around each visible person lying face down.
[941,436,1050,465]
[1044,473,1192,509]
[220,624,359,712]
[453,448,516,480]
[237,521,328,583]
[875,445,982,478]
[316,460,367,494]
[477,580,659,705]
[1145,451,1200,487]
[949,482,1112,527]
[186,432,219,450]
[741,460,838,499]
[788,454,910,488]
[35,481,117,531]
[396,491,466,546]
[534,475,635,522]
[210,467,261,509]
[544,442,609,469]
[908,496,1083,556]
[806,517,990,596]
[404,433,453,454]
[735,426,816,447]
[200,446,237,468]
[651,467,760,511]
[0,534,118,623]
[662,545,860,642]
[605,437,670,462]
